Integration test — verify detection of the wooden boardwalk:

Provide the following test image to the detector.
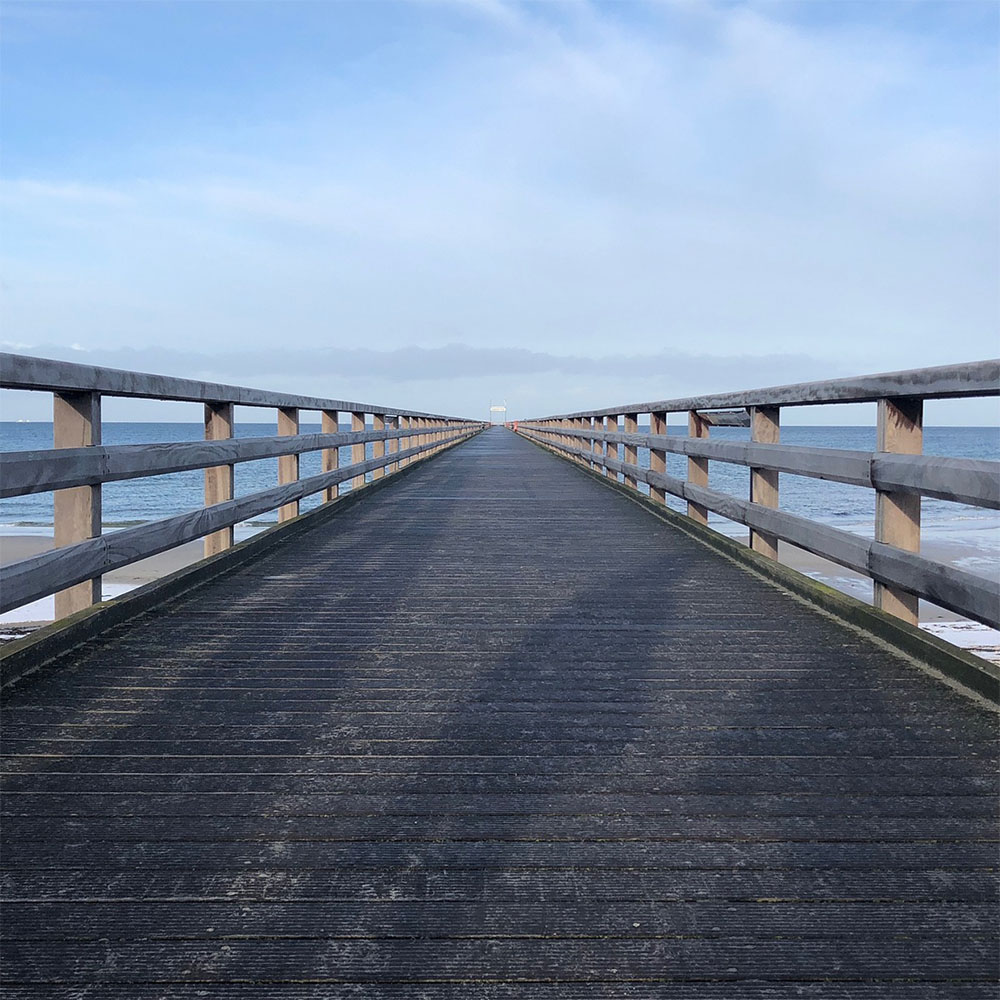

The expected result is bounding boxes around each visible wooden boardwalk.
[1,427,997,998]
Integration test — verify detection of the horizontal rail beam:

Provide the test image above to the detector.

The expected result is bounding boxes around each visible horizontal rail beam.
[520,424,1000,509]
[1,427,437,498]
[524,433,998,628]
[0,429,476,614]
[532,360,999,419]
[0,352,466,419]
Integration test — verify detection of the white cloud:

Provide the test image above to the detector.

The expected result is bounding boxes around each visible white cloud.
[1,0,996,417]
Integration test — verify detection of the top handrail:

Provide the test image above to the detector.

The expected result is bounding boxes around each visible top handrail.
[0,352,468,420]
[536,360,1000,420]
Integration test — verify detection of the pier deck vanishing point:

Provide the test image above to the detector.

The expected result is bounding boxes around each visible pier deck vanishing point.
[2,426,997,997]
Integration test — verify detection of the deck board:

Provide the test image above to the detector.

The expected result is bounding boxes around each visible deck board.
[2,427,997,997]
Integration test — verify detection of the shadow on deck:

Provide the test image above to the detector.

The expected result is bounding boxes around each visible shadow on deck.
[1,427,997,998]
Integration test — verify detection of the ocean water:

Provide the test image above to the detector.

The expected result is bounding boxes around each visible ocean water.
[1,422,998,545]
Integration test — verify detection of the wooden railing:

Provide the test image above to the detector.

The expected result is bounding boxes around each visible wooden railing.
[0,353,483,618]
[519,361,1000,629]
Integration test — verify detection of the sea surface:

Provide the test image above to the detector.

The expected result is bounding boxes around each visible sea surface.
[1,422,998,551]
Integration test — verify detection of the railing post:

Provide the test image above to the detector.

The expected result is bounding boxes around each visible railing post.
[204,402,234,557]
[749,406,780,558]
[372,413,386,479]
[53,390,101,618]
[351,411,366,489]
[277,407,299,521]
[874,397,923,624]
[624,412,638,489]
[321,409,339,502]
[687,410,710,524]
[387,415,399,473]
[649,410,667,504]
[591,417,602,471]
[605,415,618,478]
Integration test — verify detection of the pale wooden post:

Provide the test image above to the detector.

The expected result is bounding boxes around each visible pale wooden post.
[204,402,234,557]
[351,411,366,490]
[53,391,102,618]
[749,406,780,559]
[874,398,923,624]
[372,413,386,479]
[277,407,299,521]
[687,410,710,524]
[605,416,618,478]
[387,415,399,473]
[412,418,422,459]
[400,416,411,467]
[649,411,667,504]
[624,412,638,489]
[321,409,339,503]
[591,417,603,471]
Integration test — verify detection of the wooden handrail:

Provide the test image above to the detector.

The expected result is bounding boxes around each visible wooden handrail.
[0,427,450,498]
[525,437,999,628]
[0,354,483,618]
[519,359,999,630]
[518,426,1000,508]
[0,352,461,419]
[0,436,475,614]
[537,359,999,419]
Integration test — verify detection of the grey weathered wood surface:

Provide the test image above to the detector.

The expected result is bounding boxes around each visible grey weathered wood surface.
[0,430,476,614]
[0,352,463,418]
[1,427,996,997]
[519,425,1000,508]
[538,359,999,419]
[0,428,444,497]
[521,436,1000,628]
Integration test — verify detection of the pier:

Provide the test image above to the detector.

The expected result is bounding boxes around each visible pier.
[1,355,998,997]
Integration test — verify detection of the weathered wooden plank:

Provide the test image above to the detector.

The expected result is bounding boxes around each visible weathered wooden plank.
[2,936,994,982]
[699,409,750,427]
[518,427,1000,509]
[0,427,445,498]
[533,359,1000,419]
[0,351,466,419]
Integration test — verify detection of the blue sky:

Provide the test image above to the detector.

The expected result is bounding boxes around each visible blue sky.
[1,0,997,421]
